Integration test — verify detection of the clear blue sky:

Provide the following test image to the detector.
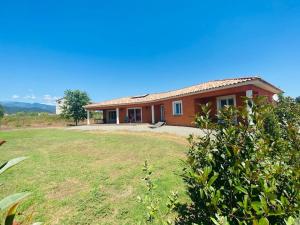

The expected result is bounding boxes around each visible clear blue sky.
[0,0,299,105]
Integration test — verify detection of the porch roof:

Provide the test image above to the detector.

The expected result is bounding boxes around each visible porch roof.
[85,76,282,109]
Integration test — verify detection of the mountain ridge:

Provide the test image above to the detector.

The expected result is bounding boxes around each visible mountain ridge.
[0,101,56,114]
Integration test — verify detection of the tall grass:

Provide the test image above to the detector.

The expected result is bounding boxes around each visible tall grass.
[0,112,74,129]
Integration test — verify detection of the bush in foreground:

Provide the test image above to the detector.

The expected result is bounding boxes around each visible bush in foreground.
[178,96,299,224]
[140,96,299,225]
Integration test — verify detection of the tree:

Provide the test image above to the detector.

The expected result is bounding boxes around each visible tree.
[0,104,4,127]
[296,96,300,104]
[175,97,299,224]
[61,90,91,126]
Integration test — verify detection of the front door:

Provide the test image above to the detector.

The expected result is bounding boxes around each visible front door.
[107,110,117,123]
[160,105,165,121]
[127,108,142,123]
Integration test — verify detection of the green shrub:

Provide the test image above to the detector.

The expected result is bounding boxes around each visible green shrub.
[138,96,299,224]
[177,97,299,224]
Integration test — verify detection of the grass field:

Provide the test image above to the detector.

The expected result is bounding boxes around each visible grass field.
[0,128,187,224]
[1,113,73,129]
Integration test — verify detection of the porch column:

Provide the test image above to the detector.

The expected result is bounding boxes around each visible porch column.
[87,110,90,125]
[116,108,120,124]
[151,105,155,124]
[246,90,253,125]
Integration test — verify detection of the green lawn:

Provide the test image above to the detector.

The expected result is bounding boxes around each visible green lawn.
[0,128,187,224]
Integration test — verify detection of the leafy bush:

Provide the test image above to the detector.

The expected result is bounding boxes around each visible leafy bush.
[91,111,103,120]
[139,96,299,224]
[177,96,300,224]
[274,94,300,128]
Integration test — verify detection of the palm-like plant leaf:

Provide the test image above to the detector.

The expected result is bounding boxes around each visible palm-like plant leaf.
[0,192,31,210]
[0,157,28,175]
[4,203,19,225]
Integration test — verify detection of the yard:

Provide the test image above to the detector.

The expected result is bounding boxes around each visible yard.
[0,128,187,224]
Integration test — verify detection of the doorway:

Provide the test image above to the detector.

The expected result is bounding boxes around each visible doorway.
[107,110,117,123]
[127,108,142,123]
[160,105,165,121]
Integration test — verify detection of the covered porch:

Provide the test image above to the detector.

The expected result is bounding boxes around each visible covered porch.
[86,103,166,125]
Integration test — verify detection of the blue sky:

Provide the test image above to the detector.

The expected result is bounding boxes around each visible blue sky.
[0,0,299,105]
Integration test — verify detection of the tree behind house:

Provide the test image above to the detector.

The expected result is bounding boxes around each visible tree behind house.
[61,90,90,126]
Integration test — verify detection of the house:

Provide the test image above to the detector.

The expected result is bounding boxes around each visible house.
[84,76,282,127]
[55,98,65,115]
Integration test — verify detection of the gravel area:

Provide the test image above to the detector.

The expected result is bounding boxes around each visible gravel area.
[67,124,205,137]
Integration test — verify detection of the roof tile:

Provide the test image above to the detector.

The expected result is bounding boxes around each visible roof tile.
[85,76,265,108]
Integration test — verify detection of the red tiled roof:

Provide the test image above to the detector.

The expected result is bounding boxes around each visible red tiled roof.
[85,76,281,109]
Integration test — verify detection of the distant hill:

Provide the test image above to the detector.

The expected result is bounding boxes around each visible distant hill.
[0,101,55,114]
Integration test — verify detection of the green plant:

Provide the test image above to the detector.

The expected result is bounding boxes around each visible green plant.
[274,94,300,127]
[138,160,178,225]
[176,97,300,224]
[0,141,41,225]
[91,111,103,120]
[61,89,91,126]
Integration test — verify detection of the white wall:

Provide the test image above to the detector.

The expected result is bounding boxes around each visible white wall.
[56,99,65,115]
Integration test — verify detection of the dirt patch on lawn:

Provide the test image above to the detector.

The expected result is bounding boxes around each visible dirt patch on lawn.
[106,185,134,201]
[49,207,74,225]
[46,178,89,200]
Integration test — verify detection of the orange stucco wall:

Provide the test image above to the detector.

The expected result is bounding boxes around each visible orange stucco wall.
[93,84,275,127]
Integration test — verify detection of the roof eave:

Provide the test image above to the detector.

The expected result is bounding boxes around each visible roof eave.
[84,78,282,109]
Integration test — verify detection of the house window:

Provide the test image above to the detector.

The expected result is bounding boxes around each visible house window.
[217,95,236,111]
[127,108,142,123]
[172,100,183,116]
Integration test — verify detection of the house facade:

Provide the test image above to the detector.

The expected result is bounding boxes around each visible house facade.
[55,98,65,115]
[84,77,281,127]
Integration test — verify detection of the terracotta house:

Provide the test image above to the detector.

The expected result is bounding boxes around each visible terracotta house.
[84,76,281,127]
